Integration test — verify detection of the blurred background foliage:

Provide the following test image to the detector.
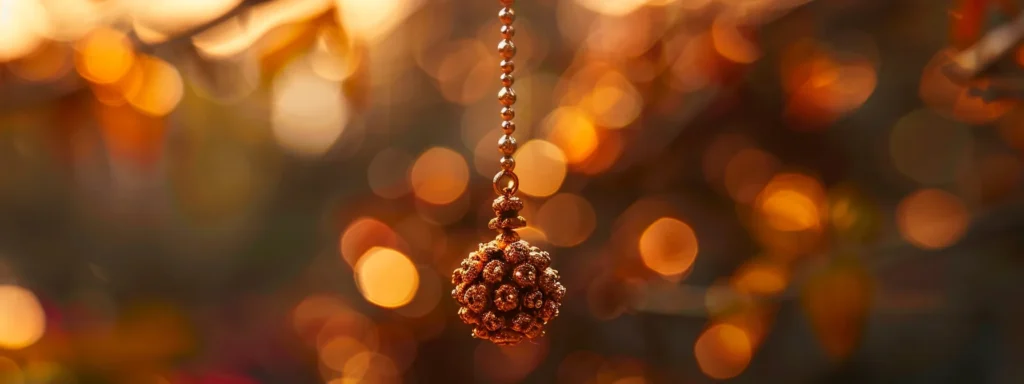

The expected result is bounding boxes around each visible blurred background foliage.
[1,0,1024,383]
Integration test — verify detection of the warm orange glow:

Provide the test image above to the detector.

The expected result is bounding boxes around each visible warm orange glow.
[760,190,820,231]
[130,0,241,35]
[337,351,400,383]
[639,217,699,277]
[410,147,470,205]
[316,310,379,352]
[0,356,20,383]
[756,173,825,232]
[320,336,369,372]
[724,148,778,204]
[542,107,599,164]
[897,189,969,250]
[94,102,166,166]
[576,128,624,175]
[339,217,400,266]
[395,268,442,318]
[712,15,760,64]
[574,0,648,16]
[802,262,873,360]
[669,33,718,93]
[582,70,643,129]
[473,130,503,178]
[192,0,333,58]
[0,285,46,350]
[0,0,49,61]
[732,260,788,296]
[535,193,597,247]
[336,0,421,43]
[516,140,568,197]
[271,60,348,157]
[310,25,362,82]
[920,48,1012,124]
[9,41,72,82]
[292,295,350,344]
[123,55,184,117]
[435,40,492,105]
[75,27,135,85]
[782,41,877,127]
[516,226,549,246]
[355,248,419,309]
[694,323,752,380]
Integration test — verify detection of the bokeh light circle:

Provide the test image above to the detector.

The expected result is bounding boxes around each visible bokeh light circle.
[694,323,752,380]
[355,248,419,309]
[535,193,597,247]
[639,217,698,277]
[410,147,470,205]
[897,189,969,250]
[515,140,568,197]
[0,285,46,350]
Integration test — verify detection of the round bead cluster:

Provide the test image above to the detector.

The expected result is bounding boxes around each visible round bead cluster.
[452,239,565,345]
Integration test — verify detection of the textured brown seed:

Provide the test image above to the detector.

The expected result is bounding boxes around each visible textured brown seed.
[513,263,537,287]
[453,237,563,345]
[464,284,489,313]
[494,284,519,311]
[538,299,559,322]
[463,260,483,283]
[523,290,543,309]
[539,268,560,293]
[483,260,507,283]
[511,312,533,333]
[483,311,504,331]
[528,251,551,270]
[504,241,530,264]
[459,307,479,325]
[452,268,465,285]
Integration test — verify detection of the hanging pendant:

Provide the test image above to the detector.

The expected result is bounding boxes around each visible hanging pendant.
[450,0,564,345]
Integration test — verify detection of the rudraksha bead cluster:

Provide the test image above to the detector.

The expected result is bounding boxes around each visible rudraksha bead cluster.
[451,196,564,345]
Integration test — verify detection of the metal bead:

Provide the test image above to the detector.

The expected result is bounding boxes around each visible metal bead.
[498,87,517,106]
[501,121,516,135]
[500,73,514,87]
[500,59,515,74]
[500,155,515,171]
[501,25,515,39]
[500,107,515,121]
[498,7,515,25]
[498,135,517,155]
[498,39,516,59]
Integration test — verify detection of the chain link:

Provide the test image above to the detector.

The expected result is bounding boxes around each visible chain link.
[493,0,520,197]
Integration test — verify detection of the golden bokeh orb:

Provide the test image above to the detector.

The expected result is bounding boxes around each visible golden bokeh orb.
[0,285,46,350]
[897,189,969,250]
[410,147,470,205]
[639,217,699,277]
[355,248,419,309]
[694,323,752,380]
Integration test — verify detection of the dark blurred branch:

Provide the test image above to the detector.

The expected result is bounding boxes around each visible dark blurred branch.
[944,12,1024,82]
[128,0,278,50]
